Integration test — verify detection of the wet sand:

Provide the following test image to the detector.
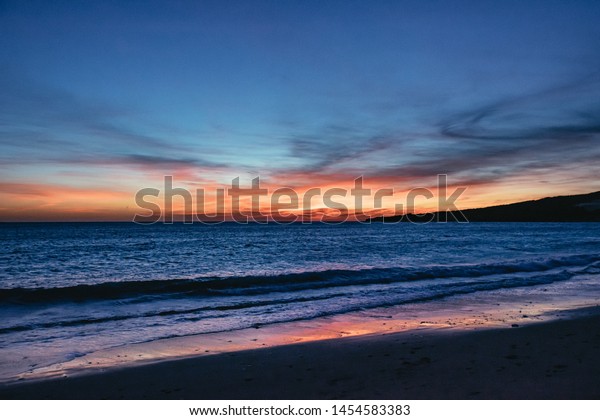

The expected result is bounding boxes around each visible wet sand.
[2,306,600,399]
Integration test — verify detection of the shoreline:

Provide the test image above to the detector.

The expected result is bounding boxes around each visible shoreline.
[4,280,599,385]
[2,304,600,399]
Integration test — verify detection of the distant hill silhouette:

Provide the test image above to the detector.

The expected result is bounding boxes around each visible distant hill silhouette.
[369,191,600,222]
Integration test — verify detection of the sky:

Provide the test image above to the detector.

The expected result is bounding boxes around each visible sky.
[1,0,600,221]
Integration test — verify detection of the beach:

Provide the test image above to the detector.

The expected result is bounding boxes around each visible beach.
[2,305,600,400]
[2,222,600,399]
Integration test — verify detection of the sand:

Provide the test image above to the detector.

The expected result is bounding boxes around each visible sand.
[2,306,600,399]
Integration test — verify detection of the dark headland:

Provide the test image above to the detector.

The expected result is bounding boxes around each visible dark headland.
[369,191,600,222]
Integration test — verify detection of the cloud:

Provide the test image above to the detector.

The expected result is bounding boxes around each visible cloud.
[264,72,600,192]
[0,68,225,171]
[272,122,406,183]
[440,72,600,141]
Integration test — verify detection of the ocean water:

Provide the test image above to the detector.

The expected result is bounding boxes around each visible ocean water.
[1,222,600,379]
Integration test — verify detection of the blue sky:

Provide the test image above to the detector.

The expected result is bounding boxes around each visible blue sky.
[1,0,600,220]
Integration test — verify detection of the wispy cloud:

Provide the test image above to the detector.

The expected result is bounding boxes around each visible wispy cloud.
[441,72,600,141]
[0,68,225,172]
[271,72,600,190]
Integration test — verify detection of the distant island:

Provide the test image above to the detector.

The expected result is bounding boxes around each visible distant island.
[368,191,600,222]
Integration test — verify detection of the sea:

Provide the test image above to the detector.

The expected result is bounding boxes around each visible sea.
[1,222,600,381]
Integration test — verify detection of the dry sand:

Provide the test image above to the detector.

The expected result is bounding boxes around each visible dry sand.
[2,306,600,399]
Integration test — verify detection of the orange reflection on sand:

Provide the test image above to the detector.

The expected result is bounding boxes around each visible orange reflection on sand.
[15,297,565,383]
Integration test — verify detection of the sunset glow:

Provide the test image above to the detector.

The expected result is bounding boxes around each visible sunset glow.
[1,1,599,221]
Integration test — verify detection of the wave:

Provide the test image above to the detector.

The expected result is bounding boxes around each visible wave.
[0,264,590,337]
[1,253,599,305]
[0,292,347,334]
